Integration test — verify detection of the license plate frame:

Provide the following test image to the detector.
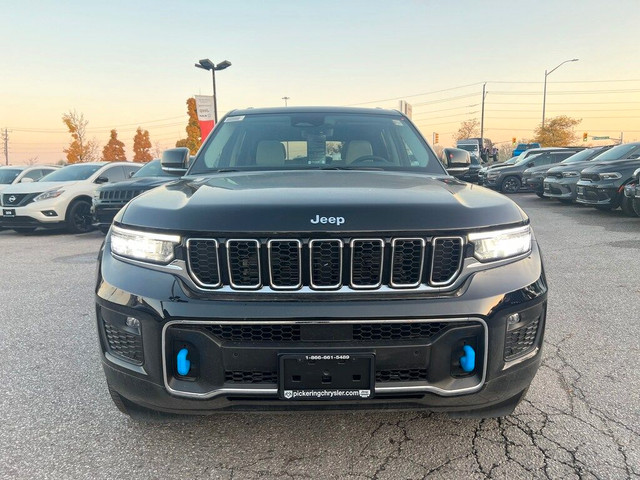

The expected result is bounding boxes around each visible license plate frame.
[279,353,374,401]
[2,208,15,217]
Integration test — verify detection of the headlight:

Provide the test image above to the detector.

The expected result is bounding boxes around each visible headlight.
[468,225,531,262]
[93,190,101,199]
[562,171,579,178]
[599,172,622,180]
[110,225,181,264]
[33,189,65,202]
[486,172,499,179]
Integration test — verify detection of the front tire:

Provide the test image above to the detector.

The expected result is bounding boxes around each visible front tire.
[536,192,545,198]
[99,225,110,234]
[500,176,521,194]
[621,196,638,217]
[66,199,94,234]
[633,198,640,217]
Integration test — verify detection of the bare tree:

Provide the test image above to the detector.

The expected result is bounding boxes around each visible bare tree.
[454,119,480,141]
[62,110,100,163]
[152,141,164,159]
[26,156,39,165]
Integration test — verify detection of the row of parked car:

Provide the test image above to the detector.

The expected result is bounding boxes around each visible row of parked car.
[0,160,181,234]
[474,143,640,216]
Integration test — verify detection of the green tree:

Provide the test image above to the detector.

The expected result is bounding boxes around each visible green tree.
[532,115,581,146]
[175,97,201,154]
[132,127,152,163]
[62,110,99,163]
[102,129,126,162]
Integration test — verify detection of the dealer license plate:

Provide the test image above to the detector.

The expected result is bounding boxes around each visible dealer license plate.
[2,209,15,217]
[279,353,374,400]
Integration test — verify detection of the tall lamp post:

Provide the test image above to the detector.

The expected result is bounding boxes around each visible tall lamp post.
[542,58,578,127]
[195,58,232,123]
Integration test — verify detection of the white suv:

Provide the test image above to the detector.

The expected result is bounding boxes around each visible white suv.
[0,162,140,233]
[0,165,59,193]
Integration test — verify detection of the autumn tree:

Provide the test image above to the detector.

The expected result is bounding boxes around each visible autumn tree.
[532,115,581,147]
[62,110,99,163]
[175,97,201,154]
[102,129,126,162]
[132,127,152,163]
[454,119,480,141]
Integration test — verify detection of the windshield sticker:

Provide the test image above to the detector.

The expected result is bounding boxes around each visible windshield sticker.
[225,115,245,122]
[393,119,403,126]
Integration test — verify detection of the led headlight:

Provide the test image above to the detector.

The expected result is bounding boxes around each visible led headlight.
[562,171,579,178]
[468,225,531,262]
[599,172,622,180]
[33,189,65,202]
[110,225,180,264]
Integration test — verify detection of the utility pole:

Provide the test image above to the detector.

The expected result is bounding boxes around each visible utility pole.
[480,83,487,154]
[282,96,290,107]
[2,128,8,165]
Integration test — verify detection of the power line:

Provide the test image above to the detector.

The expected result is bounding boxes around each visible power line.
[411,104,479,117]
[413,93,479,107]
[345,82,485,106]
[487,79,640,84]
[491,89,640,96]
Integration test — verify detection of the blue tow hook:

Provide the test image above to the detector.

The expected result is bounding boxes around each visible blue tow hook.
[460,345,476,373]
[177,348,191,376]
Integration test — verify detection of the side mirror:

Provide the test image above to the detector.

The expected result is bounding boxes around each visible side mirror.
[20,177,34,183]
[95,176,109,184]
[442,148,471,177]
[129,171,136,178]
[161,148,190,174]
[527,161,535,168]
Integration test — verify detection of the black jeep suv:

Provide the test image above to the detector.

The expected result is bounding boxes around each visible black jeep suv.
[96,107,547,419]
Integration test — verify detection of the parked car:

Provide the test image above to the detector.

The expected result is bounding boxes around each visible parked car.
[484,149,578,193]
[512,143,541,157]
[576,142,640,215]
[523,149,603,198]
[0,162,141,233]
[0,165,59,193]
[477,156,519,185]
[456,138,486,164]
[542,146,614,202]
[623,167,640,216]
[97,106,547,419]
[92,159,180,234]
[478,148,570,186]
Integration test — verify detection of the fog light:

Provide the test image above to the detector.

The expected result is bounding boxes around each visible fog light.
[41,210,58,217]
[506,313,520,325]
[125,316,140,328]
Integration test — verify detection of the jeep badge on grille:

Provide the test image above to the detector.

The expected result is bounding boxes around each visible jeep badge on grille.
[310,215,345,226]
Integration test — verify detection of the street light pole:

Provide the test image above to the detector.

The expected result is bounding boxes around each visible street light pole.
[542,58,578,127]
[195,58,232,124]
[282,96,290,107]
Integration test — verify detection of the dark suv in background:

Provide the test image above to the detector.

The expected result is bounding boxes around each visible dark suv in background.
[523,148,605,198]
[92,159,180,233]
[576,142,640,215]
[484,149,577,193]
[623,167,640,216]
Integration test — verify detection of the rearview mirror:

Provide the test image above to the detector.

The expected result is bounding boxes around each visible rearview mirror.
[442,148,471,178]
[161,148,191,174]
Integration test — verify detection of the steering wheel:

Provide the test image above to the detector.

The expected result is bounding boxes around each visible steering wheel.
[349,155,394,165]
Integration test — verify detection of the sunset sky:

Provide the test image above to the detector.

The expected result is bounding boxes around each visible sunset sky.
[1,0,639,164]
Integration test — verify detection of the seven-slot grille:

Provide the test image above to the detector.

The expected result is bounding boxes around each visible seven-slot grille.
[98,189,143,204]
[186,236,465,291]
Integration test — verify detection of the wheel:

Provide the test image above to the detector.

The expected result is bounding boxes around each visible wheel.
[621,196,638,217]
[12,227,36,233]
[500,176,521,194]
[99,225,110,234]
[633,198,640,217]
[66,199,94,234]
[536,192,545,198]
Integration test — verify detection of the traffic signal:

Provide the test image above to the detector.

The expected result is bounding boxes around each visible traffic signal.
[435,133,439,144]
[583,132,588,142]
[512,137,516,145]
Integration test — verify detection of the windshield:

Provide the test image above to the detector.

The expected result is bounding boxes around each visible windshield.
[132,159,172,178]
[0,168,23,184]
[515,153,542,166]
[591,143,640,162]
[39,164,102,182]
[457,144,478,152]
[560,148,600,164]
[189,113,444,175]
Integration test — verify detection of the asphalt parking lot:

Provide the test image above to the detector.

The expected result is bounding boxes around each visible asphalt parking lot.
[0,194,638,480]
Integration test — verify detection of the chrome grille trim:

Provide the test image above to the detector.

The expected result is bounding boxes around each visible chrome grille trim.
[390,238,426,288]
[309,239,343,290]
[430,236,464,286]
[186,238,222,288]
[267,239,302,290]
[350,238,384,289]
[226,239,262,290]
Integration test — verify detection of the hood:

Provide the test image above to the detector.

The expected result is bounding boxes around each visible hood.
[580,158,640,175]
[547,160,593,174]
[0,180,77,194]
[118,170,527,233]
[97,176,177,192]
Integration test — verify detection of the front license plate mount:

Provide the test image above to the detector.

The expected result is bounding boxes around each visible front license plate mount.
[279,353,374,400]
[2,208,15,217]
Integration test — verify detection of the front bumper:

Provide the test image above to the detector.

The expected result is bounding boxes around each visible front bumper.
[96,238,547,415]
[575,181,621,207]
[91,202,125,228]
[0,201,65,228]
[543,177,578,199]
[523,177,544,194]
